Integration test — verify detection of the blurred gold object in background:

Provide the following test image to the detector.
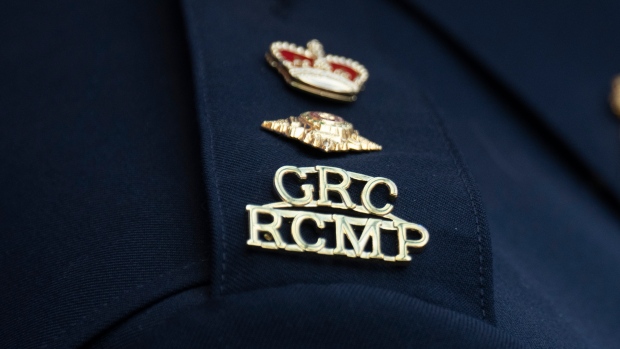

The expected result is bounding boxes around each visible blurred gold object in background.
[611,75,620,117]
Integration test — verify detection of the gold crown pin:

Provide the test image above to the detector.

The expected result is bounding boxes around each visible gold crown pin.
[266,40,369,102]
[262,111,381,152]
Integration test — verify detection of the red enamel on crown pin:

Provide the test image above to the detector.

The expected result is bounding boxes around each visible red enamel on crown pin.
[266,39,369,102]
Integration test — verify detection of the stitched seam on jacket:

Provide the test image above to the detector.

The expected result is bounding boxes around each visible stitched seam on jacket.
[184,2,228,296]
[52,260,208,347]
[423,93,487,321]
[205,108,228,295]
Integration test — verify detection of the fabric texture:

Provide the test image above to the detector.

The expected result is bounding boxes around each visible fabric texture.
[183,0,494,321]
[1,0,619,348]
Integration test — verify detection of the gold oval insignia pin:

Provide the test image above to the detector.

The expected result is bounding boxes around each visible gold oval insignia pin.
[266,39,368,102]
[262,111,381,152]
[246,165,429,262]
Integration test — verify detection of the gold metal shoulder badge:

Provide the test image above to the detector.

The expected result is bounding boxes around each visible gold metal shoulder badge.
[262,111,381,152]
[266,39,368,102]
[246,166,429,262]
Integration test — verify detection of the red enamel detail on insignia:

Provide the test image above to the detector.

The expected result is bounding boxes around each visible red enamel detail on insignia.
[279,50,314,64]
[307,111,345,122]
[329,63,358,81]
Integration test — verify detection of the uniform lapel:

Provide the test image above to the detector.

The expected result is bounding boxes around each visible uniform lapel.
[181,0,495,322]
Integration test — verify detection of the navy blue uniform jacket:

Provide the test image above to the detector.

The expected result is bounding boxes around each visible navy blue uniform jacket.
[1,0,620,347]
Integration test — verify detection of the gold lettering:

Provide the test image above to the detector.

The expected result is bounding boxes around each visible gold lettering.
[316,166,356,209]
[246,165,429,263]
[291,211,329,252]
[273,166,314,206]
[394,221,429,262]
[333,214,384,259]
[361,177,398,216]
[246,205,286,250]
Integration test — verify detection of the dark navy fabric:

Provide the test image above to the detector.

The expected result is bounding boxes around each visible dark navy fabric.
[411,0,620,200]
[0,1,209,348]
[392,2,620,347]
[1,0,619,348]
[98,285,521,348]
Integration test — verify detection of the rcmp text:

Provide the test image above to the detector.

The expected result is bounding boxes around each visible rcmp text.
[246,165,429,262]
